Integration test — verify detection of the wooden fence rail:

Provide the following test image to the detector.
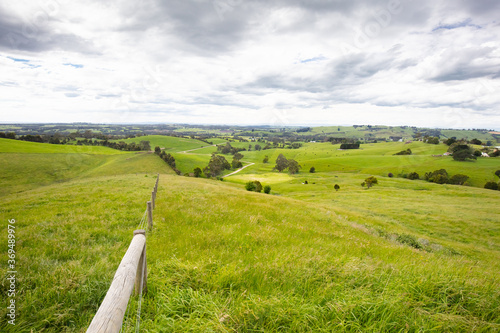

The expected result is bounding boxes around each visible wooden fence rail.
[87,174,159,332]
[87,230,147,333]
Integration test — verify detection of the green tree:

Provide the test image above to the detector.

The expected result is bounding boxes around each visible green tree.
[309,166,315,173]
[334,184,340,191]
[288,159,301,174]
[253,181,263,193]
[154,146,161,154]
[444,137,457,146]
[204,154,231,177]
[274,154,289,172]
[495,170,500,178]
[364,176,378,189]
[193,167,202,178]
[263,155,269,163]
[255,144,262,151]
[232,159,243,169]
[139,141,151,151]
[264,185,271,194]
[449,144,476,161]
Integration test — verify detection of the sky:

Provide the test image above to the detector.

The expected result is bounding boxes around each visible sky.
[0,0,499,129]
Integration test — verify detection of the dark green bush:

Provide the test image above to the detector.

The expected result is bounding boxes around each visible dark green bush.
[396,234,422,249]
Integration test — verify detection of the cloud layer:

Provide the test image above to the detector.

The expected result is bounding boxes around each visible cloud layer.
[0,0,499,128]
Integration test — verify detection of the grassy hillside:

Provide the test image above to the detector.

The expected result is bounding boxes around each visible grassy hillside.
[110,135,209,152]
[0,136,499,332]
[0,139,174,196]
[0,138,125,154]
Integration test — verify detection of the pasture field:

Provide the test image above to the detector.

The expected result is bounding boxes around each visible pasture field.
[110,135,209,152]
[176,141,499,188]
[0,138,499,332]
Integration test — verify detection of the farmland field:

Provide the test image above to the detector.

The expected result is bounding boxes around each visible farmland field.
[0,136,499,332]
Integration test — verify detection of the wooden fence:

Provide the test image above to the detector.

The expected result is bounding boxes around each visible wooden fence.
[86,174,159,333]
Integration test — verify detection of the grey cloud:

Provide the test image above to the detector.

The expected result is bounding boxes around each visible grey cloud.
[0,7,97,54]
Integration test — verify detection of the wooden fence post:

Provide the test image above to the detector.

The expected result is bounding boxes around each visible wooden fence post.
[86,230,147,333]
[151,190,155,210]
[147,201,153,230]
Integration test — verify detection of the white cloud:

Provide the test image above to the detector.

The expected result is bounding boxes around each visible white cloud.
[0,0,499,129]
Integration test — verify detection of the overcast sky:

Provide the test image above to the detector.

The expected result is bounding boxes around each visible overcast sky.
[1,0,499,129]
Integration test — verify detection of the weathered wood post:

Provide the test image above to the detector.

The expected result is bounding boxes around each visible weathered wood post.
[86,230,147,333]
[147,201,153,230]
[151,190,155,210]
[134,230,147,295]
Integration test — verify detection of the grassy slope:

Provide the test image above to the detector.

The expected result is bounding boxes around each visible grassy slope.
[110,135,208,152]
[0,138,125,154]
[0,138,173,196]
[0,139,499,332]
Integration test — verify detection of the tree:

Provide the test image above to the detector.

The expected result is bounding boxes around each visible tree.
[264,185,271,194]
[484,182,499,190]
[288,159,301,174]
[232,159,243,169]
[408,172,419,180]
[263,155,269,163]
[364,176,378,189]
[444,137,457,146]
[193,167,202,178]
[219,142,232,154]
[449,144,476,161]
[154,146,161,154]
[274,154,289,172]
[254,144,262,151]
[334,184,340,191]
[495,170,500,179]
[470,138,482,145]
[204,154,231,177]
[425,169,449,183]
[253,181,263,193]
[309,166,315,173]
[232,152,244,169]
[139,141,151,151]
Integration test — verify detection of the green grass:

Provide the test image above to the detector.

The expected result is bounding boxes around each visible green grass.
[0,137,499,332]
[0,138,125,154]
[110,135,209,152]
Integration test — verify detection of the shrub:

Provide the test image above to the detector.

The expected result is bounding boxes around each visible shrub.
[394,149,412,155]
[484,182,499,190]
[364,176,378,189]
[245,181,262,192]
[193,167,202,178]
[245,181,256,191]
[264,185,271,194]
[388,173,393,178]
[263,155,269,163]
[396,234,422,249]
[309,166,315,173]
[449,174,469,185]
[334,184,340,191]
[425,169,449,183]
[340,143,360,149]
[408,172,419,180]
[495,170,500,178]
